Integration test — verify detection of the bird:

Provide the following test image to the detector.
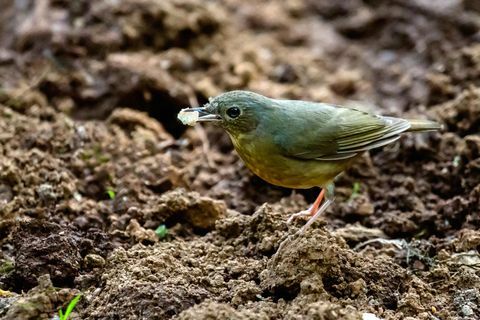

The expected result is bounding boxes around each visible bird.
[179,90,442,233]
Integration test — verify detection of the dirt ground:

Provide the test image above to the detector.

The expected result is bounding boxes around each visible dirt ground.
[0,0,479,319]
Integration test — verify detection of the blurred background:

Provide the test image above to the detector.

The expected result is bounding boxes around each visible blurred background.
[1,0,479,136]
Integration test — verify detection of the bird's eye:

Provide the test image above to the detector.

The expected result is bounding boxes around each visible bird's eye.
[226,106,241,119]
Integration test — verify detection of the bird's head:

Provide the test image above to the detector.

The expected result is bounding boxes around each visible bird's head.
[184,91,271,135]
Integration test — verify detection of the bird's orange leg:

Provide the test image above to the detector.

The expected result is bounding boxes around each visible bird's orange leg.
[308,188,325,216]
[287,188,325,223]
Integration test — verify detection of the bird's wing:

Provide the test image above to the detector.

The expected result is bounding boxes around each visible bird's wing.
[272,101,411,161]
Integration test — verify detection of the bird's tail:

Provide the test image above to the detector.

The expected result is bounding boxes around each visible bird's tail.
[407,119,443,132]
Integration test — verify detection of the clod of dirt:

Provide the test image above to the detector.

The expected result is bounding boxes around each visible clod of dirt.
[82,239,264,319]
[433,87,480,135]
[83,254,106,269]
[3,274,77,320]
[462,135,480,161]
[107,108,173,142]
[453,229,480,252]
[444,44,480,85]
[126,219,158,244]
[232,203,294,256]
[262,230,411,313]
[158,188,227,231]
[11,220,82,290]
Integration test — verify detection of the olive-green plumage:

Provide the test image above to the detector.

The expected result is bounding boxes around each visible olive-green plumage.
[198,90,441,190]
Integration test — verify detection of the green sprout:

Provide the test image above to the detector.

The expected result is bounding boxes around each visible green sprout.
[58,294,81,320]
[155,224,168,239]
[348,182,361,202]
[106,187,116,200]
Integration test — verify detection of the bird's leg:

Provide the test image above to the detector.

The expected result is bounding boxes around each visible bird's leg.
[286,188,325,224]
[297,183,335,234]
[274,184,335,262]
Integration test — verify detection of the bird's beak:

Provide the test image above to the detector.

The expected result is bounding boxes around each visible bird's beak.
[183,107,221,122]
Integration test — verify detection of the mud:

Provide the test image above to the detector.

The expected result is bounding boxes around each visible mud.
[0,0,479,319]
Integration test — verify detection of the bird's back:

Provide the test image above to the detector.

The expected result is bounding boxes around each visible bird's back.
[259,98,440,161]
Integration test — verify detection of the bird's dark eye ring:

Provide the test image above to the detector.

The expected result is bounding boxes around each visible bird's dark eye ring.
[226,106,241,119]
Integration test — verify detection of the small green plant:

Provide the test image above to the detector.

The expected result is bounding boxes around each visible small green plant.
[106,187,116,200]
[58,294,81,320]
[348,182,361,202]
[155,224,168,239]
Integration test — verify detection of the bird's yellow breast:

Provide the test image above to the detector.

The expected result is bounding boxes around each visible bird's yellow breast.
[230,133,358,189]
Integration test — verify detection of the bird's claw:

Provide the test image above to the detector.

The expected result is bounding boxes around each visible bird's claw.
[286,209,312,224]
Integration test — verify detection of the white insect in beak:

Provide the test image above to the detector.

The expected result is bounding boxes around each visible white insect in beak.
[178,107,221,126]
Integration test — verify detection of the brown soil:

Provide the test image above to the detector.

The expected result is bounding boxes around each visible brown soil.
[0,0,479,319]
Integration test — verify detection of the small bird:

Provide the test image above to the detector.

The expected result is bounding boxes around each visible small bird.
[179,91,441,233]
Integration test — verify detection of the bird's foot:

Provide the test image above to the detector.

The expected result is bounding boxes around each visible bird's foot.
[286,207,313,224]
[287,188,326,224]
[297,198,333,234]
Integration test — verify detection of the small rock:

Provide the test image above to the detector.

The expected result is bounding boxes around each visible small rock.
[84,254,106,268]
[461,304,474,316]
[36,183,56,203]
[349,278,367,297]
[126,219,158,244]
[356,198,375,216]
